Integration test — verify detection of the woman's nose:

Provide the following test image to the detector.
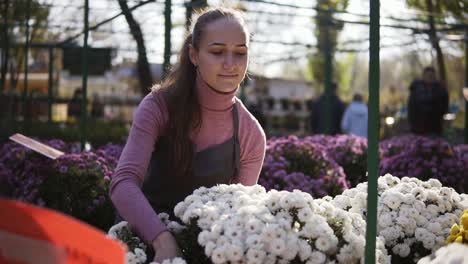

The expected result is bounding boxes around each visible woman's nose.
[223,54,235,69]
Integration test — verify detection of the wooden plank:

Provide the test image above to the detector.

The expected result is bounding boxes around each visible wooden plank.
[9,133,64,160]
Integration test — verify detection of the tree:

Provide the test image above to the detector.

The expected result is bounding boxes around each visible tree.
[406,0,468,84]
[0,0,49,92]
[308,0,349,92]
[118,0,153,95]
[185,0,208,33]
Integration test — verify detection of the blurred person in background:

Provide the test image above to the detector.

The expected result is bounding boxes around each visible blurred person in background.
[341,93,368,138]
[310,82,345,135]
[408,66,448,137]
[67,88,82,120]
[91,93,104,119]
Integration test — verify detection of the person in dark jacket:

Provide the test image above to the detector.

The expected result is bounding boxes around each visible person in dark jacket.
[310,82,345,135]
[67,88,82,119]
[408,66,448,136]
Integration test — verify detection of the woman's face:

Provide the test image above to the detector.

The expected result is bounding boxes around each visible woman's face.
[189,17,249,93]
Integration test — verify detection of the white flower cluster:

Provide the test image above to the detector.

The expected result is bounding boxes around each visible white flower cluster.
[174,184,390,264]
[107,221,148,264]
[328,174,468,261]
[151,257,187,264]
[107,217,186,264]
[417,243,468,264]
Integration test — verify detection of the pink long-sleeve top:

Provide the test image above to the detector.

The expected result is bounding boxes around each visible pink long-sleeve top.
[109,76,266,245]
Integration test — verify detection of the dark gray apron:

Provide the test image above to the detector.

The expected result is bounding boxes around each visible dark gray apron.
[141,101,240,217]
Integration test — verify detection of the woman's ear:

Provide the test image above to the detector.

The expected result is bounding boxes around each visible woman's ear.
[188,44,198,67]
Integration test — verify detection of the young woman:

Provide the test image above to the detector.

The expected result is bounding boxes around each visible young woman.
[109,7,266,262]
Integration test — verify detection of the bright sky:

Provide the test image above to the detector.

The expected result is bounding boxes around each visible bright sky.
[45,0,442,79]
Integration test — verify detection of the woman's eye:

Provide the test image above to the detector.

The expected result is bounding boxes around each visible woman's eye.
[236,52,247,56]
[211,51,223,55]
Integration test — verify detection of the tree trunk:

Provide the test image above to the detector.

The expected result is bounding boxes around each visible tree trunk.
[185,0,194,33]
[163,0,172,77]
[425,0,446,84]
[1,0,9,93]
[118,0,153,95]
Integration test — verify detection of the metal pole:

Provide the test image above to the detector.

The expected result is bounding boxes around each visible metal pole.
[163,0,172,78]
[365,0,380,263]
[48,46,54,123]
[80,0,89,150]
[323,8,333,135]
[22,0,31,120]
[464,28,468,144]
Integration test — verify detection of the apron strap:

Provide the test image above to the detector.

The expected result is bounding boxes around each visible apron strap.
[232,99,240,180]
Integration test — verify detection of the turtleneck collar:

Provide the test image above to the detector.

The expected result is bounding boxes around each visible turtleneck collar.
[196,72,237,111]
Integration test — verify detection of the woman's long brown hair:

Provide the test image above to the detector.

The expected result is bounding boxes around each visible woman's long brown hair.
[152,7,248,178]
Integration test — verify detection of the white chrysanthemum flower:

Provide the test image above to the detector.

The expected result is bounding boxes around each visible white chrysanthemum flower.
[184,194,201,205]
[225,226,243,241]
[392,243,410,257]
[279,194,294,209]
[298,239,312,261]
[126,252,139,264]
[380,226,403,244]
[276,210,293,223]
[211,246,227,264]
[225,243,243,262]
[298,207,314,222]
[246,248,266,264]
[107,221,129,239]
[230,216,245,230]
[427,179,442,188]
[422,233,436,250]
[412,199,426,212]
[308,251,326,264]
[261,224,278,241]
[171,258,187,264]
[245,218,263,234]
[342,188,358,198]
[402,219,417,236]
[246,234,263,249]
[414,227,427,240]
[167,221,185,234]
[204,241,216,256]
[215,236,230,247]
[379,213,393,228]
[336,244,356,263]
[382,174,400,186]
[427,222,442,234]
[382,191,403,210]
[269,238,286,256]
[281,235,299,260]
[263,254,277,264]
[332,195,351,209]
[197,217,215,230]
[198,230,212,246]
[158,212,170,223]
[427,204,440,216]
[300,222,320,238]
[134,248,146,263]
[315,236,332,252]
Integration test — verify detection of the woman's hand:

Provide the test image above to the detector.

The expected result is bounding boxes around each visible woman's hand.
[152,231,182,262]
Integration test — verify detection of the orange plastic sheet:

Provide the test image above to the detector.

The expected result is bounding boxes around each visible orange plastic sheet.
[0,199,125,264]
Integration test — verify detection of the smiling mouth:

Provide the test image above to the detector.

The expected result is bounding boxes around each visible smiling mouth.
[219,74,238,78]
